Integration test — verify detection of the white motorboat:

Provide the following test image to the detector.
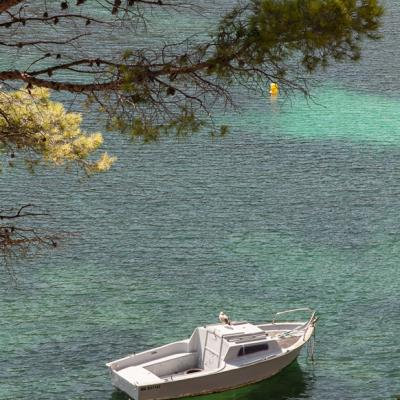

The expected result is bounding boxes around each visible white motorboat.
[106,308,318,400]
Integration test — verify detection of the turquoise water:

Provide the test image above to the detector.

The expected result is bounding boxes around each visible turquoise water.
[1,1,400,399]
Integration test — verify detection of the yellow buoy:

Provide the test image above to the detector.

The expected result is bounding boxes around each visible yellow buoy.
[269,82,279,96]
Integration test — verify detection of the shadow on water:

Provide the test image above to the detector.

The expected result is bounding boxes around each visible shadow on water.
[110,361,312,400]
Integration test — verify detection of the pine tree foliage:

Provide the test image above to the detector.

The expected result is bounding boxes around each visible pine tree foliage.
[0,0,384,143]
[0,87,115,173]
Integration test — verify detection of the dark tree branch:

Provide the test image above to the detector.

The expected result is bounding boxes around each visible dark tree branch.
[0,204,48,220]
[0,204,67,266]
[0,33,88,48]
[0,70,122,92]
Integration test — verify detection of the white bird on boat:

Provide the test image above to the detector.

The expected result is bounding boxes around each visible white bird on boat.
[219,311,230,325]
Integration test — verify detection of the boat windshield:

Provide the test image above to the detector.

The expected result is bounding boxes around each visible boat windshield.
[238,343,269,356]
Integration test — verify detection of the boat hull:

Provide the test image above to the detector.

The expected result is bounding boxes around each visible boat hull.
[111,346,302,400]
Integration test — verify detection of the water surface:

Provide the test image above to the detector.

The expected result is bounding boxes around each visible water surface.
[1,1,400,399]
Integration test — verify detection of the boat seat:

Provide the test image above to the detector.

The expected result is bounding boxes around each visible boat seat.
[117,366,164,385]
[141,352,195,367]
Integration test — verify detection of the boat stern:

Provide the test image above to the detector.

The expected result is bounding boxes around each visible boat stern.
[108,365,140,399]
[106,357,166,400]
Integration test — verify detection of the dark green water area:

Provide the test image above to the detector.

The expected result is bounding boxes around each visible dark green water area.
[1,1,399,399]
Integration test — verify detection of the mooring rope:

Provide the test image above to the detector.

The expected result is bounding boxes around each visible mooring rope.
[306,322,317,363]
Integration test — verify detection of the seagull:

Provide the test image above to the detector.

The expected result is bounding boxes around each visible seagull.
[219,311,230,325]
